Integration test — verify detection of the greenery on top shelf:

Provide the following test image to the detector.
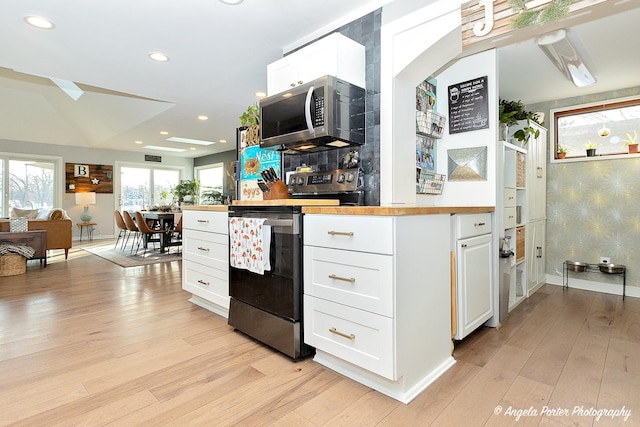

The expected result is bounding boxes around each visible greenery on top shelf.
[239,104,260,127]
[201,188,228,205]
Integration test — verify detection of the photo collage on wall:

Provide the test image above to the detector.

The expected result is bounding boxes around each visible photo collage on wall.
[416,79,438,193]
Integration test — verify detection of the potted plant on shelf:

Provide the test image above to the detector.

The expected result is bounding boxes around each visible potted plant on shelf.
[499,99,543,145]
[240,103,260,146]
[557,145,568,159]
[171,179,200,206]
[584,141,600,157]
[622,130,638,154]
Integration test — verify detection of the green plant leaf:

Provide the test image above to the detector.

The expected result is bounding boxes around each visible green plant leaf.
[511,10,539,28]
[539,0,571,24]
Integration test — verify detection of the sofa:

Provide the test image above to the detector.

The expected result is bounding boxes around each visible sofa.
[0,208,73,259]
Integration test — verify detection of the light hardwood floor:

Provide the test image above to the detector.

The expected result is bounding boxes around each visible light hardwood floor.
[1,242,638,426]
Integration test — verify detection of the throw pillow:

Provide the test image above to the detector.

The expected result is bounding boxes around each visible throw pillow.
[48,209,71,220]
[11,208,40,219]
[35,209,51,220]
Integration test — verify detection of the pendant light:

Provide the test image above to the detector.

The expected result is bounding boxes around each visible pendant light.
[598,105,610,137]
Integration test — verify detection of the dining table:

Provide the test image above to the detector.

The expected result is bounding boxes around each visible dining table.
[140,211,182,252]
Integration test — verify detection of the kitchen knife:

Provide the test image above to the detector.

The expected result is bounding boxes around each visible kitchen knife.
[256,179,270,193]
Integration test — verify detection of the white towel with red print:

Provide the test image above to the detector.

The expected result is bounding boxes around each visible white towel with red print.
[229,217,271,275]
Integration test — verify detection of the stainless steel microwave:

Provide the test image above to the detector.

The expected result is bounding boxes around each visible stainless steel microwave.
[259,75,365,152]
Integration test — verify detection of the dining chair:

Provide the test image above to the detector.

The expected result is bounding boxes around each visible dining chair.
[122,211,140,253]
[134,211,163,256]
[113,210,128,250]
[164,215,182,254]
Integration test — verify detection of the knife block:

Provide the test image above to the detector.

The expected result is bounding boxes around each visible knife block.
[263,180,290,200]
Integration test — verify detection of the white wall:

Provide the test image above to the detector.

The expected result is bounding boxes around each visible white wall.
[1,139,193,240]
[433,49,498,207]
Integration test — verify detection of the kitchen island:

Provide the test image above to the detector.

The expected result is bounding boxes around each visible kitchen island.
[181,203,494,403]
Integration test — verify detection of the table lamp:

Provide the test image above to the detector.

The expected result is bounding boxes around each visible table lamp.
[75,192,96,222]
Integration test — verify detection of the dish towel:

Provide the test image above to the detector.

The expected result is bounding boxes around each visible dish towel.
[229,218,271,275]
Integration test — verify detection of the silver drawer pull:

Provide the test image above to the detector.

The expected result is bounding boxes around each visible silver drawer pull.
[329,274,355,283]
[197,279,210,286]
[197,246,210,252]
[197,219,209,223]
[327,231,354,236]
[329,327,355,341]
[474,222,486,226]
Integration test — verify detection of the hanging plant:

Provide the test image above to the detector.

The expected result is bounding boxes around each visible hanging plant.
[509,0,571,29]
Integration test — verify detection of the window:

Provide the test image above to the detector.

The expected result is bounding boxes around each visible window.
[118,164,183,211]
[0,156,57,217]
[552,97,640,160]
[196,163,224,199]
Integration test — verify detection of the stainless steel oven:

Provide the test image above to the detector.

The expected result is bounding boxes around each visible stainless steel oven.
[227,205,313,359]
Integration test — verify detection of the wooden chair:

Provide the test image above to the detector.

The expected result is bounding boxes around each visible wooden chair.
[134,211,163,256]
[113,210,128,250]
[121,211,140,253]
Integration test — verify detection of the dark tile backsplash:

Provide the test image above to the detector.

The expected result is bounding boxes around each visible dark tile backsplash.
[285,9,381,205]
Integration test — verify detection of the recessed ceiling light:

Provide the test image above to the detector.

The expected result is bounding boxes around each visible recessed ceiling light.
[25,16,55,29]
[160,131,169,135]
[144,145,186,152]
[190,147,197,151]
[220,139,227,143]
[134,140,144,144]
[219,0,244,5]
[148,52,170,62]
[197,115,208,121]
[255,91,267,98]
[166,136,215,146]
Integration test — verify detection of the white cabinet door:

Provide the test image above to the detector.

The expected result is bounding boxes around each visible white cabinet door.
[527,123,547,221]
[526,219,546,293]
[267,33,365,95]
[456,233,493,339]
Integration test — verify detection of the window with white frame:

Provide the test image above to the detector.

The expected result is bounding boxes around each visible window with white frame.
[196,163,224,199]
[0,157,56,216]
[552,98,640,160]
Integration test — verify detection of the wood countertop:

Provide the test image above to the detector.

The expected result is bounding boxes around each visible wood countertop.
[180,205,229,212]
[180,202,494,215]
[301,205,495,216]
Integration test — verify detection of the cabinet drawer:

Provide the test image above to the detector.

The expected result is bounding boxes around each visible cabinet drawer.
[504,207,516,229]
[303,295,395,380]
[183,229,228,271]
[304,215,393,255]
[183,210,228,234]
[183,260,230,309]
[503,187,516,207]
[455,213,492,239]
[304,246,393,316]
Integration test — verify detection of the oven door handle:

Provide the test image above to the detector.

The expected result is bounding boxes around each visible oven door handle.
[263,219,293,227]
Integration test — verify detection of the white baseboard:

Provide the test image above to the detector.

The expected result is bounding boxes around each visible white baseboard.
[546,274,639,299]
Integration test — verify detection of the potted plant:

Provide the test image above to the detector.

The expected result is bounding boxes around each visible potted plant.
[240,103,260,146]
[499,99,543,144]
[585,141,600,157]
[557,145,568,159]
[171,179,200,205]
[201,188,228,205]
[622,130,638,154]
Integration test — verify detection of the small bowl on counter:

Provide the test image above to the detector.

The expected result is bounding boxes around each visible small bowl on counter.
[598,263,625,274]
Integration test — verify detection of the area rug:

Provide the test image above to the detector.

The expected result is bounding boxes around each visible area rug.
[83,244,181,268]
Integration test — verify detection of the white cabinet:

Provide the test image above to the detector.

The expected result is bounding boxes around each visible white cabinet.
[453,213,493,340]
[526,121,547,221]
[303,213,454,404]
[267,32,365,95]
[182,209,229,318]
[498,121,548,316]
[526,219,546,294]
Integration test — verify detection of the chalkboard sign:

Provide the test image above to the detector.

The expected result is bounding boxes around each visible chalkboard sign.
[448,76,489,134]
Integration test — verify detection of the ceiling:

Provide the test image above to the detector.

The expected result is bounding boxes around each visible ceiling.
[1,1,639,159]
